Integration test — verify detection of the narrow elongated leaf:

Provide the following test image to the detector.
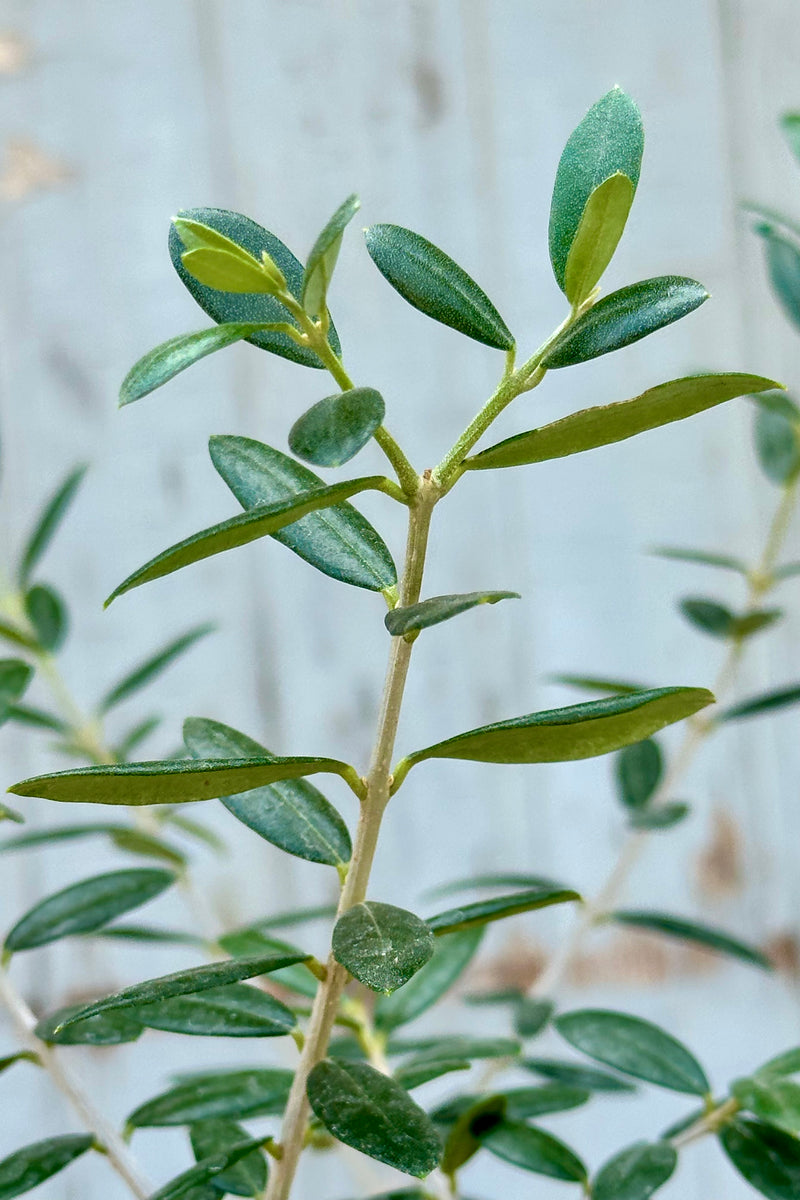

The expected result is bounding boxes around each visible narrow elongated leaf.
[755,406,800,484]
[757,1047,800,1079]
[555,1009,709,1095]
[0,803,23,824]
[307,1059,442,1176]
[170,207,340,367]
[426,886,580,936]
[0,1135,94,1199]
[615,739,662,809]
[9,754,363,807]
[721,683,800,722]
[549,673,645,695]
[24,585,67,651]
[218,927,319,998]
[106,475,392,604]
[0,621,37,651]
[733,1077,800,1136]
[394,687,713,788]
[333,902,434,993]
[4,704,65,733]
[651,545,748,573]
[364,224,514,351]
[184,717,351,866]
[375,927,484,1031]
[481,1120,587,1181]
[108,827,187,867]
[501,1084,590,1119]
[389,1036,520,1062]
[19,466,87,584]
[190,1120,268,1197]
[87,925,205,946]
[0,661,34,723]
[35,1004,142,1046]
[550,87,643,295]
[781,113,800,165]
[423,872,562,899]
[302,194,360,317]
[120,326,282,406]
[720,1116,800,1200]
[0,1051,39,1076]
[99,624,214,713]
[127,1069,294,1128]
[385,591,519,638]
[756,224,800,332]
[775,561,800,581]
[4,868,175,953]
[289,387,385,468]
[130,983,296,1038]
[441,1095,507,1175]
[592,1141,677,1200]
[116,715,163,759]
[0,822,139,854]
[149,1138,267,1200]
[609,910,771,969]
[523,1057,635,1092]
[395,1058,471,1090]
[469,374,777,470]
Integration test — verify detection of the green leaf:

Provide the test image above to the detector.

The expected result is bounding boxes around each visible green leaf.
[129,983,296,1038]
[183,717,352,867]
[720,683,800,722]
[755,407,800,484]
[720,1116,800,1200]
[170,207,340,368]
[106,475,393,604]
[0,1135,94,1199]
[441,1094,507,1176]
[34,1004,142,1046]
[120,326,282,406]
[555,1009,709,1095]
[514,997,555,1038]
[0,1051,39,1076]
[210,435,397,592]
[426,886,580,936]
[549,87,643,296]
[24,584,67,651]
[87,924,205,946]
[0,661,34,724]
[757,1047,800,1079]
[629,802,690,831]
[4,704,66,733]
[774,561,800,582]
[615,739,662,810]
[548,673,646,695]
[289,387,385,468]
[751,389,800,420]
[385,591,519,638]
[501,1084,590,1120]
[148,1137,267,1200]
[332,902,434,993]
[375,927,484,1031]
[9,754,363,807]
[394,1058,471,1090]
[302,194,360,317]
[755,224,800,333]
[0,803,23,824]
[592,1141,677,1200]
[523,1056,635,1092]
[0,621,37,651]
[127,1069,294,1128]
[19,465,87,584]
[233,903,337,930]
[306,1058,442,1176]
[423,872,563,899]
[781,113,800,165]
[542,278,708,369]
[219,927,319,1000]
[0,822,139,854]
[4,867,175,953]
[394,687,714,788]
[733,1077,800,1136]
[180,248,280,294]
[469,373,776,471]
[190,1120,268,1197]
[106,827,186,867]
[480,1119,587,1182]
[98,624,214,713]
[390,1036,520,1062]
[609,910,771,969]
[364,224,514,351]
[650,545,748,574]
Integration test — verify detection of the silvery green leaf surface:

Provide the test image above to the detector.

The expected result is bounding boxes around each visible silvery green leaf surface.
[332,901,434,993]
[555,1009,709,1095]
[289,387,385,468]
[127,1070,294,1128]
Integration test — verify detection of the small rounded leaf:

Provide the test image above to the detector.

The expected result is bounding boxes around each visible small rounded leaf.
[592,1141,677,1200]
[615,739,662,810]
[332,901,435,993]
[289,388,385,467]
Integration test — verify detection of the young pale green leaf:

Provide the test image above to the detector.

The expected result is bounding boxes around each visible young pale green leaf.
[426,886,580,936]
[0,661,34,725]
[394,688,713,788]
[35,1004,142,1046]
[9,754,363,807]
[106,475,393,604]
[781,113,800,165]
[615,739,662,810]
[755,407,800,484]
[501,1084,590,1120]
[555,1009,709,1095]
[375,927,484,1032]
[183,717,352,867]
[364,224,514,351]
[170,207,340,368]
[0,803,24,824]
[19,465,87,584]
[755,224,800,333]
[0,1135,95,1199]
[210,435,397,592]
[173,217,267,263]
[651,545,749,574]
[302,194,360,317]
[592,1141,677,1200]
[4,868,175,953]
[469,374,776,471]
[181,249,282,294]
[733,1077,800,1136]
[98,624,214,714]
[129,983,296,1038]
[332,901,434,993]
[385,591,519,638]
[523,1057,635,1092]
[720,1116,800,1200]
[24,585,67,651]
[441,1094,507,1176]
[628,802,690,831]
[514,997,555,1039]
[550,87,643,295]
[306,1059,442,1176]
[148,1138,268,1200]
[127,1069,294,1128]
[120,326,283,406]
[481,1119,587,1182]
[190,1120,268,1197]
[720,683,800,722]
[289,387,385,468]
[542,278,708,369]
[609,910,770,968]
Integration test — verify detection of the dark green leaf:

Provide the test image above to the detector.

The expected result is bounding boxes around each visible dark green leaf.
[391,1036,520,1062]
[289,387,385,468]
[190,1120,268,1197]
[756,1047,800,1078]
[481,1119,587,1181]
[130,983,296,1038]
[441,1094,507,1176]
[170,207,340,367]
[549,87,643,297]
[0,1135,94,1199]
[501,1084,590,1120]
[755,224,800,333]
[87,925,205,946]
[210,435,397,592]
[679,597,734,637]
[423,873,563,899]
[755,407,800,484]
[19,466,86,584]
[302,194,360,317]
[615,739,662,810]
[148,1137,267,1200]
[721,683,800,722]
[4,867,175,953]
[98,624,214,714]
[650,545,748,573]
[469,373,774,470]
[217,928,320,999]
[548,674,645,695]
[750,389,800,420]
[394,1058,471,1091]
[781,114,800,165]
[183,717,352,867]
[4,704,65,733]
[426,886,580,936]
[592,1141,677,1200]
[720,1116,800,1200]
[364,224,514,351]
[555,1009,709,1095]
[375,927,484,1031]
[0,822,138,854]
[0,661,34,724]
[119,326,281,406]
[523,1057,635,1092]
[24,585,67,651]
[34,1004,142,1046]
[306,1058,442,1176]
[514,997,555,1039]
[610,910,771,969]
[385,591,519,638]
[628,802,690,831]
[732,1077,800,1136]
[127,1069,293,1128]
[332,901,434,993]
[108,828,187,867]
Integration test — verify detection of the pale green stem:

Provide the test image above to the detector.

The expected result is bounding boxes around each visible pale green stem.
[670,1096,741,1149]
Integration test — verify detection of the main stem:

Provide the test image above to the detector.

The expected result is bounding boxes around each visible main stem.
[265,475,438,1200]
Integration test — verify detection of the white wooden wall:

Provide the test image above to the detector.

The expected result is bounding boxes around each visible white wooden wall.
[1,1,799,1196]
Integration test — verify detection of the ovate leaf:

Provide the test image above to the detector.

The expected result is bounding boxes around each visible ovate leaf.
[24,585,67,651]
[120,326,282,406]
[720,1116,800,1200]
[289,387,385,468]
[480,1119,587,1182]
[385,591,519,638]
[19,465,86,584]
[426,886,580,936]
[755,224,800,332]
[592,1141,677,1200]
[615,739,662,809]
[609,910,771,969]
[302,194,360,317]
[127,1070,293,1128]
[441,1094,506,1176]
[189,1119,268,1197]
[375,927,484,1031]
[555,1009,709,1095]
[0,1135,94,1199]
[0,661,34,725]
[754,406,800,484]
[332,902,434,993]
[99,624,214,713]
